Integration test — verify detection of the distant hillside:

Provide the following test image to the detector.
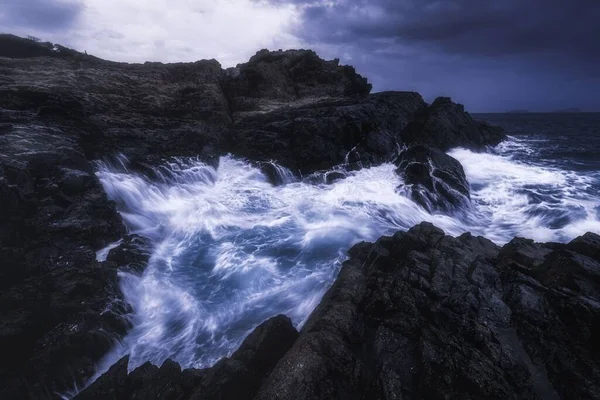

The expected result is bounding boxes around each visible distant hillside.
[553,108,582,113]
[1,33,78,58]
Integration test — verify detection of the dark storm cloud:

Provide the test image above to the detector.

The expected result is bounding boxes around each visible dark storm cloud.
[269,0,600,111]
[0,0,83,32]
[281,0,600,60]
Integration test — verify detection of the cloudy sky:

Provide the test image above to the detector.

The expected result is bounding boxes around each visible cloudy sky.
[1,0,598,112]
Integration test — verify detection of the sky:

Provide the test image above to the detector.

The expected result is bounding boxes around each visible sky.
[1,0,598,112]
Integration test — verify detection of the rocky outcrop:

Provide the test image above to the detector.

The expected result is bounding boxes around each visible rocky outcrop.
[0,114,152,398]
[74,315,299,400]
[224,49,372,107]
[0,36,499,176]
[82,224,600,400]
[401,96,506,151]
[231,92,427,174]
[0,52,230,164]
[223,50,426,174]
[256,223,600,400]
[394,145,470,213]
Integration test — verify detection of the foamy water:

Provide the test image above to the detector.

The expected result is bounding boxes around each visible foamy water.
[450,145,599,242]
[86,141,600,388]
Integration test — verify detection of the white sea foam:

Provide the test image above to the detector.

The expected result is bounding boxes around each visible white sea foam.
[449,147,600,243]
[88,149,600,386]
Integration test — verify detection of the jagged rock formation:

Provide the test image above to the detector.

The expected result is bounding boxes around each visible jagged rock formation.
[231,92,427,174]
[82,223,600,400]
[401,96,505,151]
[0,34,508,398]
[394,145,470,213]
[0,116,147,398]
[0,35,503,173]
[224,49,372,104]
[75,315,298,400]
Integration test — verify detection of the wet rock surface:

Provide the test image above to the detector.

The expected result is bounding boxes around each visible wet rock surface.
[85,224,600,400]
[0,36,497,176]
[256,223,600,400]
[400,96,506,151]
[231,91,427,174]
[74,315,299,400]
[0,116,152,397]
[224,49,372,104]
[394,145,470,213]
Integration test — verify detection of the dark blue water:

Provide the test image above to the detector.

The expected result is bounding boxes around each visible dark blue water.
[84,113,600,391]
[470,113,600,239]
[476,113,600,174]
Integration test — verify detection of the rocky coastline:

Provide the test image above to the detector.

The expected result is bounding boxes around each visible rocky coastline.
[76,224,600,400]
[1,34,597,399]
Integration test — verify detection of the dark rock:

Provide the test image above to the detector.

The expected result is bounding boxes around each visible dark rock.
[400,96,506,151]
[59,167,95,195]
[476,120,506,147]
[304,170,349,185]
[567,232,600,262]
[302,169,350,185]
[0,121,137,398]
[75,356,131,400]
[224,49,372,106]
[324,171,347,184]
[104,235,153,274]
[230,92,427,174]
[394,145,470,213]
[0,34,99,61]
[256,224,600,400]
[189,314,299,400]
[457,231,501,262]
[260,161,298,186]
[0,41,500,176]
[75,315,299,400]
[76,356,204,400]
[497,237,557,274]
[0,34,58,59]
[498,234,600,399]
[0,54,230,164]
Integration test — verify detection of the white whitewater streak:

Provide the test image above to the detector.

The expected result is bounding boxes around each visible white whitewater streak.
[90,150,599,384]
[449,145,600,243]
[267,161,298,184]
[95,239,123,262]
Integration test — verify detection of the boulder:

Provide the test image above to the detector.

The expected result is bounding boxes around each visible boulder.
[260,162,298,186]
[394,145,470,213]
